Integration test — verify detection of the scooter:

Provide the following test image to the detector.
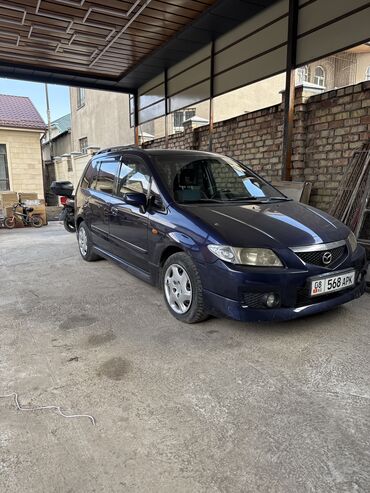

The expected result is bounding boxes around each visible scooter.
[50,181,76,234]
[60,196,76,233]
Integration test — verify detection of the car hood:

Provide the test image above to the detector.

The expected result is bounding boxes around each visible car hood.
[182,201,349,248]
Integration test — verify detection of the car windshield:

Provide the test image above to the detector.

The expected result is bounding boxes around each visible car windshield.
[152,154,286,204]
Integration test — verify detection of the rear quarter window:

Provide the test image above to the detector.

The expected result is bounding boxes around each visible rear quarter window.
[80,158,99,189]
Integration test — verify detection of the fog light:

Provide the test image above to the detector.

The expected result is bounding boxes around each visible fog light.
[264,292,280,308]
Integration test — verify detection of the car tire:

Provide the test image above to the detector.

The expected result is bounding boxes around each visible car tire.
[162,252,208,323]
[77,221,100,262]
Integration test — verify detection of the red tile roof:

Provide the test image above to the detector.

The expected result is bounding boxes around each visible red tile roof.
[0,94,46,130]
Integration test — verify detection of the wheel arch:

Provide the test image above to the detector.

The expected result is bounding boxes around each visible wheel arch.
[76,216,84,229]
[159,245,185,267]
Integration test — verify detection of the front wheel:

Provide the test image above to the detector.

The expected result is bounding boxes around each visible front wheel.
[31,216,43,228]
[162,252,208,323]
[77,221,100,261]
[4,217,15,229]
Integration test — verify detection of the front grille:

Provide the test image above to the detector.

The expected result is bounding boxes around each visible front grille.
[295,245,346,267]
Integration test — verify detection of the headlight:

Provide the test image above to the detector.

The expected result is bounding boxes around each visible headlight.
[347,231,357,252]
[207,245,283,267]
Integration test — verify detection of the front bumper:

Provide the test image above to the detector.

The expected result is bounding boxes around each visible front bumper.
[196,246,367,322]
[203,279,365,321]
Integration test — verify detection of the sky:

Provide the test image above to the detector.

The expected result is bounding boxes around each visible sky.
[0,78,70,123]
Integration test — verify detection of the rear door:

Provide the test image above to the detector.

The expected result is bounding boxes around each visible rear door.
[109,154,151,271]
[88,156,119,250]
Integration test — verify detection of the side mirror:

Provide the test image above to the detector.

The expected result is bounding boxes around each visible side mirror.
[51,181,74,198]
[124,192,147,211]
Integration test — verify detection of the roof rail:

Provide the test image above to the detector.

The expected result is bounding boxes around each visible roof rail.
[95,144,141,155]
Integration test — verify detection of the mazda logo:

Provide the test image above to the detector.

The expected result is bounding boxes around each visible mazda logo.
[322,251,332,265]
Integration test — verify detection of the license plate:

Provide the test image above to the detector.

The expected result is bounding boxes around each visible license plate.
[310,270,355,296]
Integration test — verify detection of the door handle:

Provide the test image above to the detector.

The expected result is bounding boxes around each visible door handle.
[111,207,119,216]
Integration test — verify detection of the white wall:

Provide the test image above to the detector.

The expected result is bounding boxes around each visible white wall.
[70,88,134,152]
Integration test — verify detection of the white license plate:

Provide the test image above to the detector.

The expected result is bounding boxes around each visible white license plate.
[310,270,355,296]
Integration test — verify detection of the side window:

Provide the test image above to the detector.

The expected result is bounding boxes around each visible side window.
[95,158,119,194]
[117,155,150,197]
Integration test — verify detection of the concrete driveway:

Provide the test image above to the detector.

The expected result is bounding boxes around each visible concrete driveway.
[0,223,369,493]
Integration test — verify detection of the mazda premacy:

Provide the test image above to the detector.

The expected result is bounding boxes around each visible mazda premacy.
[70,147,367,323]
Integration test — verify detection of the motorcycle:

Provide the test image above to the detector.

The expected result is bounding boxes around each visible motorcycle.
[60,195,76,233]
[50,181,76,234]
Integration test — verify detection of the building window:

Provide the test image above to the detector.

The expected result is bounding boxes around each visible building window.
[366,66,370,81]
[77,87,85,108]
[173,108,196,131]
[79,137,88,154]
[0,144,10,191]
[314,66,325,87]
[296,65,309,83]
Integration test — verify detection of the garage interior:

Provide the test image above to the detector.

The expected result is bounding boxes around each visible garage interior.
[0,1,370,492]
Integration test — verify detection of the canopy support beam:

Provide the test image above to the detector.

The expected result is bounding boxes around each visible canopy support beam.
[208,40,215,152]
[282,0,299,181]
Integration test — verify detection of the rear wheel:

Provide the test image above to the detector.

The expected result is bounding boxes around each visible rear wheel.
[31,216,43,228]
[64,217,76,233]
[162,252,208,323]
[78,221,100,261]
[4,217,15,229]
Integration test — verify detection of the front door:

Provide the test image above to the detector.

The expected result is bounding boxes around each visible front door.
[89,156,119,250]
[109,154,150,272]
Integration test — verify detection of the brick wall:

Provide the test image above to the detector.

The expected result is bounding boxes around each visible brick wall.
[143,81,370,211]
[303,83,370,210]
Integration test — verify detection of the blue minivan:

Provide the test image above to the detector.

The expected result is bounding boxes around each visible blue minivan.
[71,147,367,323]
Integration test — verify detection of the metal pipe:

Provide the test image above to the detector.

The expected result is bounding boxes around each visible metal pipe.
[164,69,169,149]
[133,92,140,146]
[281,0,299,181]
[45,83,53,159]
[208,40,215,152]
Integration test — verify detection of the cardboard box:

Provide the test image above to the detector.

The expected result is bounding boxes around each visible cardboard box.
[0,191,18,209]
[19,192,39,201]
[27,200,47,225]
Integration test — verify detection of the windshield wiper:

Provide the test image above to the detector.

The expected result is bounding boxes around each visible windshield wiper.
[225,196,292,203]
[226,196,265,202]
[182,198,224,204]
[267,196,292,201]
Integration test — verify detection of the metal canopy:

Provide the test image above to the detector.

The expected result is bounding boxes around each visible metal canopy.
[1,0,369,181]
[0,0,277,92]
[136,0,370,125]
